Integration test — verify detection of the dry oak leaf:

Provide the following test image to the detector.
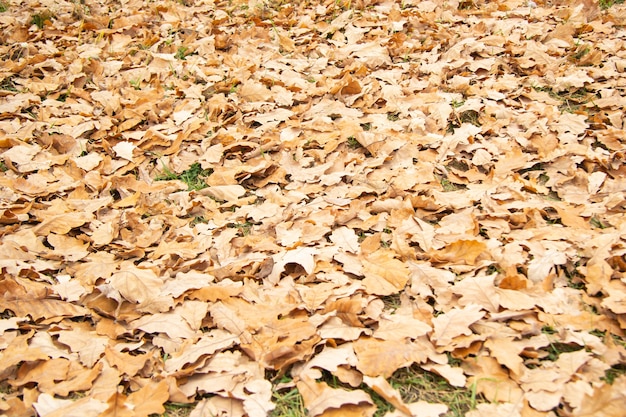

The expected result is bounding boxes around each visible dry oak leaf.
[0,393,31,417]
[10,357,70,391]
[164,329,239,373]
[602,280,626,314]
[317,316,372,341]
[111,141,136,162]
[431,304,485,347]
[354,336,431,378]
[100,388,133,417]
[105,265,163,305]
[126,379,169,417]
[372,311,432,340]
[483,337,526,376]
[463,355,524,404]
[420,363,467,388]
[242,378,276,417]
[527,247,568,284]
[576,376,626,417]
[522,350,594,412]
[239,80,273,102]
[362,375,412,416]
[361,249,411,296]
[293,343,358,381]
[40,361,102,398]
[33,393,107,417]
[131,308,198,339]
[32,212,94,236]
[54,328,108,368]
[296,376,374,417]
[104,345,151,377]
[189,396,245,417]
[465,402,522,417]
[1,297,90,322]
[329,226,360,253]
[451,274,500,313]
[268,246,317,284]
[209,301,251,344]
[429,240,487,266]
[384,402,448,417]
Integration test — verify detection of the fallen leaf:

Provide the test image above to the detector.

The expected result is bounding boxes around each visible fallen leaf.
[430,240,488,266]
[111,141,136,162]
[431,304,485,347]
[361,249,410,296]
[354,337,431,378]
[297,376,373,417]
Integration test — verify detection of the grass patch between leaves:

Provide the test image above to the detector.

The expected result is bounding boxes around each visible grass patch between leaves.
[388,365,481,417]
[31,9,54,29]
[600,0,625,9]
[155,162,213,191]
[269,365,481,417]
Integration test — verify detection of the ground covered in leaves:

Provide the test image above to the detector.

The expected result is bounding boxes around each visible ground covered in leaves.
[1,0,626,416]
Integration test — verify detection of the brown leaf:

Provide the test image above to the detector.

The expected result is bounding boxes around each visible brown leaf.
[32,212,93,236]
[47,361,103,397]
[2,297,90,322]
[361,249,410,296]
[576,376,626,417]
[431,304,485,347]
[297,376,374,417]
[100,388,133,417]
[429,240,488,266]
[164,329,239,373]
[362,375,412,416]
[451,274,500,313]
[127,379,169,417]
[104,345,150,377]
[354,337,431,378]
[463,355,524,404]
[0,334,49,374]
[106,265,162,305]
[32,393,107,417]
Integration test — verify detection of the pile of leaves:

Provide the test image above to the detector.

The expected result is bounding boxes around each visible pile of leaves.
[1,0,626,416]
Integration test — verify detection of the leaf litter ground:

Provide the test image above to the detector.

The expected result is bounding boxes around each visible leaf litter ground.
[1,0,626,416]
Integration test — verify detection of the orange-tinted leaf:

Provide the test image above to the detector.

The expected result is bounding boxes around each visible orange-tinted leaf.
[430,240,487,266]
[0,333,49,375]
[101,389,133,417]
[128,379,169,417]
